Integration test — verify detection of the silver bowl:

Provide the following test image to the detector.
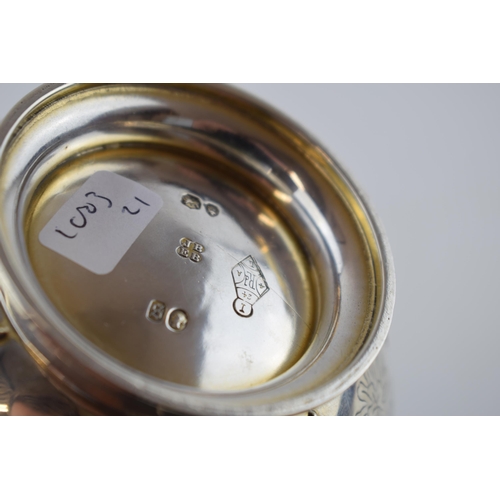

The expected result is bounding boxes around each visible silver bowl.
[0,84,395,415]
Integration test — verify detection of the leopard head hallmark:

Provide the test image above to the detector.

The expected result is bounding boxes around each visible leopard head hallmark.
[231,255,269,317]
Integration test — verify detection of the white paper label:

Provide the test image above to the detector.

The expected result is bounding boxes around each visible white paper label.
[39,171,163,275]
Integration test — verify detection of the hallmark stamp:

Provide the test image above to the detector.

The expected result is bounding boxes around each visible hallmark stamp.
[181,194,201,210]
[205,203,219,217]
[231,255,269,317]
[146,300,167,323]
[176,237,205,263]
[166,308,189,332]
[181,193,220,218]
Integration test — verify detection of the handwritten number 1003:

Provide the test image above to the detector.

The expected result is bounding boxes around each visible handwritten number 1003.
[55,192,150,240]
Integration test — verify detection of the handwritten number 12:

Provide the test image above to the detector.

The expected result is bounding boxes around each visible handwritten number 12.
[122,196,150,215]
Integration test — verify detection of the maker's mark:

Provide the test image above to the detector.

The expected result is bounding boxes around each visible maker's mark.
[231,255,269,317]
[176,237,205,263]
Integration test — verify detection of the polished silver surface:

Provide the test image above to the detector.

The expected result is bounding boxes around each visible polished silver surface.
[0,84,395,415]
[0,321,389,416]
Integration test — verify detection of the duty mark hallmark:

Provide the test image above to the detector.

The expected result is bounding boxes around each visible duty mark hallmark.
[231,255,269,317]
[205,203,219,217]
[176,237,205,263]
[166,308,189,332]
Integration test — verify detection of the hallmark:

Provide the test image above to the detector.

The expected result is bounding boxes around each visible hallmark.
[181,194,201,210]
[166,308,189,332]
[205,203,219,217]
[176,237,205,263]
[231,255,269,317]
[146,300,167,323]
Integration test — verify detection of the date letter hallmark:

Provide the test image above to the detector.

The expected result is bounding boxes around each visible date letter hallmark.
[176,237,205,263]
[231,255,269,317]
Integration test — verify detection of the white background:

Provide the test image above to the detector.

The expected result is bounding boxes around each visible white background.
[1,83,499,415]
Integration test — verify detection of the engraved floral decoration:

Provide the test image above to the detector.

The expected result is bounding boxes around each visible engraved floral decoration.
[354,357,390,416]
